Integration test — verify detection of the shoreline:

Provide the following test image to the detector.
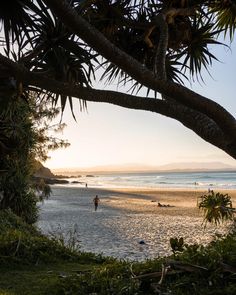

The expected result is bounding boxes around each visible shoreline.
[52,185,236,192]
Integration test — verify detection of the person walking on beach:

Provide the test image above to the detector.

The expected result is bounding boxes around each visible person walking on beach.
[93,195,100,211]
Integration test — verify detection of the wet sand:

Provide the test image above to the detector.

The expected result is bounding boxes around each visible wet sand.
[38,187,236,261]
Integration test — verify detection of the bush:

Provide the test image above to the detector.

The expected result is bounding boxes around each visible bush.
[49,260,139,295]
[0,210,80,265]
[198,191,234,226]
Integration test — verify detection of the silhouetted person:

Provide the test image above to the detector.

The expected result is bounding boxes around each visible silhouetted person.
[93,195,100,211]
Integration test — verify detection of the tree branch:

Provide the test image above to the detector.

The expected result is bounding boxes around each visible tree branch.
[1,53,235,158]
[44,0,236,139]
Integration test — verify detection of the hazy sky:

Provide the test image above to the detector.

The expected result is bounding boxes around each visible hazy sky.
[45,39,236,170]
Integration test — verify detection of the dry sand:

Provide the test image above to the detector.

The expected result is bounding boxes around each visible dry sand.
[38,187,236,261]
[101,188,236,216]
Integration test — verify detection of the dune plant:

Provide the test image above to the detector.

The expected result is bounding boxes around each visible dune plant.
[170,237,184,255]
[48,224,81,253]
[198,191,234,226]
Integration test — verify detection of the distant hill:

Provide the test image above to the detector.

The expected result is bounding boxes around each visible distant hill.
[156,161,236,171]
[51,161,236,174]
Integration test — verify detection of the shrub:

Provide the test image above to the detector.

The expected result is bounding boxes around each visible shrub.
[0,210,80,265]
[198,191,234,226]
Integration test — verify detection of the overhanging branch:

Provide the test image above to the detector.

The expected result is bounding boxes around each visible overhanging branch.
[1,53,234,158]
[44,0,236,139]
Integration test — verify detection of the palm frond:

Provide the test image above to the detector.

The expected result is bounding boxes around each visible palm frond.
[210,0,236,41]
[0,0,48,52]
[179,16,226,81]
[198,191,234,226]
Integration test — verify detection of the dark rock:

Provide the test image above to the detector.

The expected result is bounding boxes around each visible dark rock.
[44,178,69,184]
[32,176,69,185]
[34,162,55,178]
[139,240,146,245]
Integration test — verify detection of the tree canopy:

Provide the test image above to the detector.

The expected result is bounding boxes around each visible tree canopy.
[0,0,236,159]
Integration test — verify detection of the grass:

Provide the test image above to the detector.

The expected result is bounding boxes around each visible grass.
[0,209,236,294]
[0,262,93,295]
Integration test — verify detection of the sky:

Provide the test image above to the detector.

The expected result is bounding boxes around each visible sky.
[45,39,236,170]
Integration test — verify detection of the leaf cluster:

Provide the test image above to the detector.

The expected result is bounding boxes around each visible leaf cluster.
[198,191,234,226]
[1,0,236,105]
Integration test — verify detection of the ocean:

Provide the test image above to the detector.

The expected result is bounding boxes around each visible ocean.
[61,170,236,190]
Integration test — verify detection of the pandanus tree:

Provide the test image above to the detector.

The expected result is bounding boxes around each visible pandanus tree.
[0,0,236,160]
[198,191,235,226]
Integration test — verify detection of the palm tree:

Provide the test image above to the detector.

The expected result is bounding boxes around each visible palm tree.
[0,0,235,158]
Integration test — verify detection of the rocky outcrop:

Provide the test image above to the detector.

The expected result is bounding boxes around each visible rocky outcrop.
[34,162,55,178]
[33,162,69,184]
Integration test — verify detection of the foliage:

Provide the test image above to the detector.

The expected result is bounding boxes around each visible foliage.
[0,96,40,223]
[22,231,236,295]
[0,0,236,159]
[27,91,70,163]
[0,209,81,265]
[170,237,184,255]
[49,261,139,295]
[166,232,236,295]
[0,93,68,226]
[0,209,236,295]
[198,191,234,226]
[48,224,81,253]
[0,81,69,223]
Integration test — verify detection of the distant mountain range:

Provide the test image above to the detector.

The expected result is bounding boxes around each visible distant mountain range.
[51,161,236,174]
[155,161,236,171]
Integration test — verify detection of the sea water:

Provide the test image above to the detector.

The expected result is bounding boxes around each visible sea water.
[61,171,236,190]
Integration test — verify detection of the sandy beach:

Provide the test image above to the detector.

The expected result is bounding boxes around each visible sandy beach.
[38,187,236,261]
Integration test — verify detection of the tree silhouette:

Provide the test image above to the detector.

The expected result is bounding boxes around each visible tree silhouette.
[0,0,235,158]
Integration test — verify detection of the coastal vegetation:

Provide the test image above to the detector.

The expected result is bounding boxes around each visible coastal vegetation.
[0,90,69,223]
[0,1,236,294]
[0,208,236,295]
[198,191,235,226]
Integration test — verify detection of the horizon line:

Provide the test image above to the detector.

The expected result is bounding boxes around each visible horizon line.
[50,168,236,174]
